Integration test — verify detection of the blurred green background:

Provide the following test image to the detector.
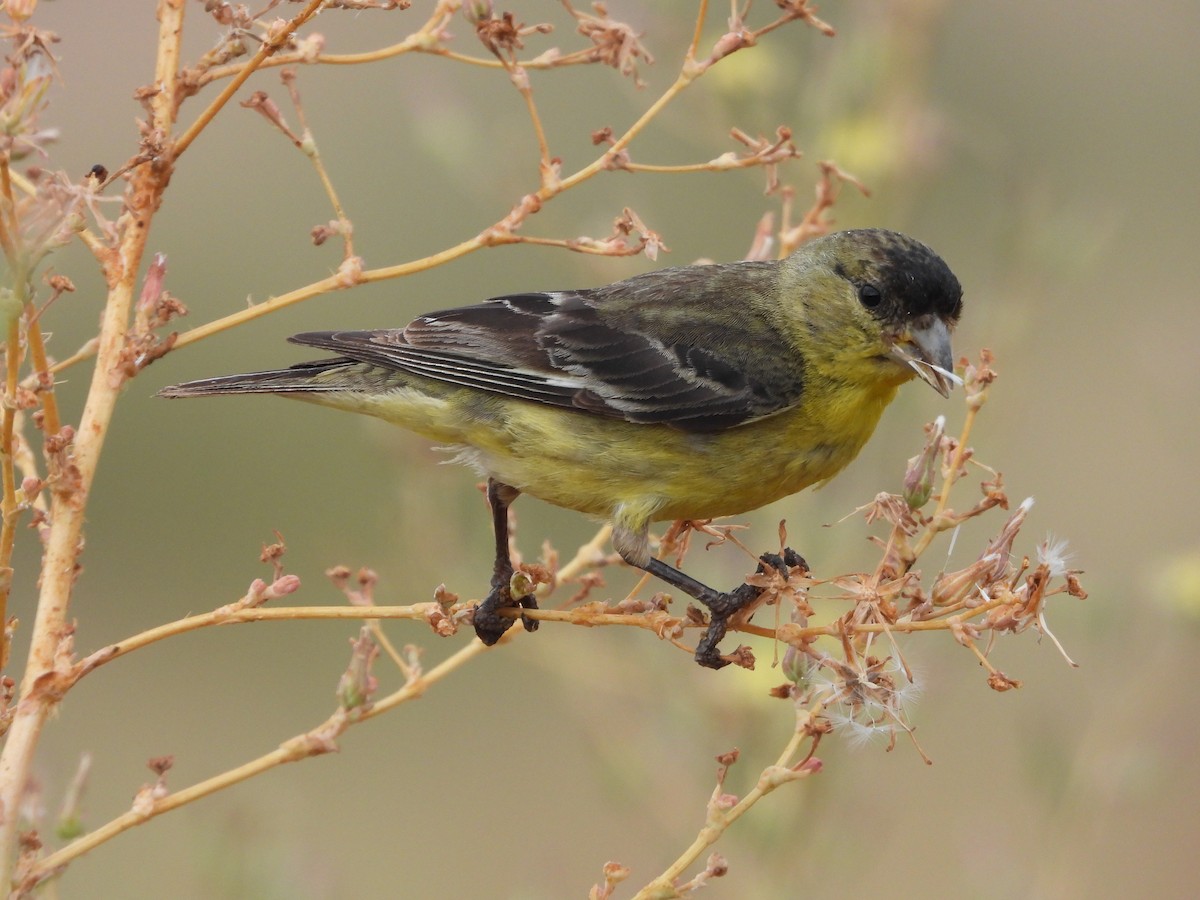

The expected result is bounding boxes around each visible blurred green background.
[10,1,1199,897]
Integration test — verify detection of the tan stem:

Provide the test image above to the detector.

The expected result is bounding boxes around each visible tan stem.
[0,0,188,885]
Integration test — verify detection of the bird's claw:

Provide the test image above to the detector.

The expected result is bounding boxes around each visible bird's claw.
[760,547,808,576]
[473,588,539,646]
[692,547,808,669]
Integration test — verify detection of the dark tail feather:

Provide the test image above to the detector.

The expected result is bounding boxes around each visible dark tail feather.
[157,358,351,398]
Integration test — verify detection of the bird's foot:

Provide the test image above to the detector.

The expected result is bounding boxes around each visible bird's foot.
[473,585,539,646]
[693,548,808,670]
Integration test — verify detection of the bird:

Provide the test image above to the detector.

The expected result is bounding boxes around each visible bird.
[159,228,963,668]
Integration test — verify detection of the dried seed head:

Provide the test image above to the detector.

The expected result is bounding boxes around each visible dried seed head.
[904,415,945,509]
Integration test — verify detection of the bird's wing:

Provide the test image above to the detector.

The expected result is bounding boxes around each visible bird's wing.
[290,278,806,433]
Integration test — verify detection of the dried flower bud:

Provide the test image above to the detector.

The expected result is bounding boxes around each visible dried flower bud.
[337,628,379,711]
[20,476,42,501]
[603,861,629,881]
[903,415,944,508]
[781,643,809,684]
[962,349,997,412]
[138,253,167,311]
[931,561,988,607]
[980,497,1034,582]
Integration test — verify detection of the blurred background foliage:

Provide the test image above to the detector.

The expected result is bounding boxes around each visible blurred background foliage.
[9,0,1199,897]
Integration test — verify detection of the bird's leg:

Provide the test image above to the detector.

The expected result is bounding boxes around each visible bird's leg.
[642,548,807,669]
[472,478,539,646]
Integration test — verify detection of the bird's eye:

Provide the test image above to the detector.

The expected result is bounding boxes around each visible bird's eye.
[857,283,883,309]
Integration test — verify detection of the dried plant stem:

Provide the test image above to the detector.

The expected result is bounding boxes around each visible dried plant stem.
[0,147,21,643]
[40,2,807,373]
[163,0,715,351]
[23,636,489,887]
[0,137,166,900]
[77,605,437,676]
[173,0,328,160]
[505,62,554,183]
[281,70,357,261]
[23,315,59,437]
[910,403,979,560]
[0,0,187,883]
[363,614,414,678]
[201,39,604,84]
[196,3,460,87]
[0,309,20,643]
[307,135,354,258]
[80,524,614,677]
[558,66,699,196]
[21,523,614,887]
[492,234,648,256]
[624,159,774,175]
[169,237,479,349]
[634,714,818,899]
[0,172,16,262]
[46,339,99,378]
[0,190,142,900]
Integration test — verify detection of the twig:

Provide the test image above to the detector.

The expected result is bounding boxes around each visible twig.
[173,0,329,160]
[634,715,821,898]
[0,0,197,882]
[22,522,617,885]
[21,636,490,888]
[0,294,20,649]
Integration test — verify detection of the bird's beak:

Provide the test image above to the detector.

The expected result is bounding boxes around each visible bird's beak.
[888,318,958,397]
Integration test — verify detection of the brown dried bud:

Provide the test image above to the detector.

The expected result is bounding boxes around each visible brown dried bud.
[903,415,945,509]
[337,627,379,711]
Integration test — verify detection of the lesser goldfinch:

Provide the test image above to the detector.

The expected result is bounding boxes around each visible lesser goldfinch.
[160,228,962,668]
